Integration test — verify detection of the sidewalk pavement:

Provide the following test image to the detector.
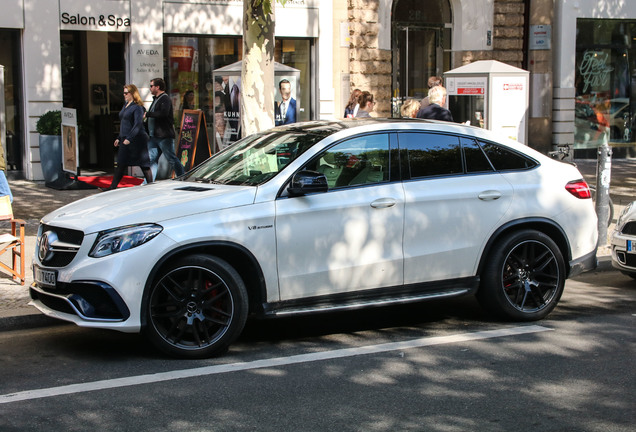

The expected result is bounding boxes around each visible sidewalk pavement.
[0,159,634,331]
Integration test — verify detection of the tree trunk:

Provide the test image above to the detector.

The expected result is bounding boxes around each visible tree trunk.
[241,0,276,138]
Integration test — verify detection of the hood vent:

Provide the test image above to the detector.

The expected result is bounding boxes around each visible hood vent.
[175,186,215,192]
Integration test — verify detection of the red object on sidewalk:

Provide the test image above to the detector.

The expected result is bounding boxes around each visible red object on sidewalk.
[77,176,143,188]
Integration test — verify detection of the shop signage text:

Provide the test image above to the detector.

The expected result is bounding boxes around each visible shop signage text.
[579,51,614,93]
[60,12,130,30]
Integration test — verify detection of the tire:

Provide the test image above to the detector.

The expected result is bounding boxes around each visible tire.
[144,254,248,358]
[477,230,565,321]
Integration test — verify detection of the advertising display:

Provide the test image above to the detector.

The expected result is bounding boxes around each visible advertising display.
[61,107,78,174]
[213,61,300,152]
[445,60,529,144]
[176,109,212,169]
[491,76,528,142]
[212,74,242,151]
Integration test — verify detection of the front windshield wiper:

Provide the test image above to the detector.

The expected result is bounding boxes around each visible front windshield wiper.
[193,177,224,184]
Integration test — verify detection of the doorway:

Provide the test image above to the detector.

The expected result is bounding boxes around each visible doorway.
[60,31,127,171]
[391,0,452,116]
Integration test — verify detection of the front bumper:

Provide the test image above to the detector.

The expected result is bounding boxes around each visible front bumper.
[30,280,130,322]
[610,231,636,273]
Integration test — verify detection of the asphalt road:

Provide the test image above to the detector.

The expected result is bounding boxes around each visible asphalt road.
[0,269,634,432]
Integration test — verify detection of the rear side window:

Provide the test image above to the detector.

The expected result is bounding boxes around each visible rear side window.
[479,141,538,171]
[399,133,462,178]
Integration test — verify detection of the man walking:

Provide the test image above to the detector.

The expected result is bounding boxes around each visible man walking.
[145,78,185,181]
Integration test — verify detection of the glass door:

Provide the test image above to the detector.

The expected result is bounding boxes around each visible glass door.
[392,26,442,117]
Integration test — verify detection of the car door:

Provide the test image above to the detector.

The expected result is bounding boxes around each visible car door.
[399,133,514,284]
[275,133,405,301]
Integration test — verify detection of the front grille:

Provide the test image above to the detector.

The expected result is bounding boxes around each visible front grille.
[38,224,84,267]
[621,221,636,235]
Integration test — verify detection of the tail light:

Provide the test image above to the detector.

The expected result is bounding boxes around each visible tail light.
[565,180,592,199]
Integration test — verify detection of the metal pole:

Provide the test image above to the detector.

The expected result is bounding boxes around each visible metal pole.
[595,135,612,246]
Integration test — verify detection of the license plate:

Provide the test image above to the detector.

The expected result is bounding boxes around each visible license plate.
[34,267,57,288]
[629,240,635,253]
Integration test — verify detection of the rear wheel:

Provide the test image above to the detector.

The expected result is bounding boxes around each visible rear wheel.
[144,254,248,358]
[478,230,565,321]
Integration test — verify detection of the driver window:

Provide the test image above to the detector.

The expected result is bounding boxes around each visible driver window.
[305,134,390,188]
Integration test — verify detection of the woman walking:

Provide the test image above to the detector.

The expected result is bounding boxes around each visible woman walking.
[103,84,153,190]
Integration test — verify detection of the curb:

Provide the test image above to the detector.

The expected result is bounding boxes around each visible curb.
[0,308,67,332]
[0,254,616,333]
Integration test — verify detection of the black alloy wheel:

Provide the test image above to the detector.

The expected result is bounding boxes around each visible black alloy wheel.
[478,230,565,321]
[145,254,248,358]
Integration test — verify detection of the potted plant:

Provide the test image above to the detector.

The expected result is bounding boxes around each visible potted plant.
[35,110,62,136]
[36,110,63,184]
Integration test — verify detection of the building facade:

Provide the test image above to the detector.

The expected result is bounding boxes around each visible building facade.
[1,0,636,180]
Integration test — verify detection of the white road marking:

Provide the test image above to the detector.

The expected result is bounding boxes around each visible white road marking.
[0,325,551,404]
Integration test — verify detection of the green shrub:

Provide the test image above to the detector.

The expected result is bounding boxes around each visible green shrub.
[36,110,62,135]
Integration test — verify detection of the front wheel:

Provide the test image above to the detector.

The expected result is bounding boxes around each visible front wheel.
[477,230,565,321]
[144,254,248,358]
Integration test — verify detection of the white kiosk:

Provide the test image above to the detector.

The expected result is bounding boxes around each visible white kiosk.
[445,60,529,144]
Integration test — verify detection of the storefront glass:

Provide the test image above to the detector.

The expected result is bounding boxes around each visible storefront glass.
[0,30,23,173]
[575,19,636,156]
[164,36,313,152]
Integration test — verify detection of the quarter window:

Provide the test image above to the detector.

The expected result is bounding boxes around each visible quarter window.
[479,141,537,171]
[399,133,462,178]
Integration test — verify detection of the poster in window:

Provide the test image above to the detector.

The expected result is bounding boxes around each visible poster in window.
[61,108,78,175]
[213,75,241,151]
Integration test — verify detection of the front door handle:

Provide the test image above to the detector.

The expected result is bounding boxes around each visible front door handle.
[478,190,502,201]
[371,198,397,208]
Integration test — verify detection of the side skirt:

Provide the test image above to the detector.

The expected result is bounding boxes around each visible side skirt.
[259,277,480,318]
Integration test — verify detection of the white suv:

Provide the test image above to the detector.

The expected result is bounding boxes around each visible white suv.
[31,119,598,358]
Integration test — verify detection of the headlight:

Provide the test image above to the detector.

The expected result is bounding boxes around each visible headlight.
[89,224,163,258]
[616,202,633,228]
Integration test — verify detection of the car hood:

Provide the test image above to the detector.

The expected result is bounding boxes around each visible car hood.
[41,181,257,234]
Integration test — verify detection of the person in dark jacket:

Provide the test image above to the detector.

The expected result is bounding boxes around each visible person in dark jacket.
[145,77,185,181]
[416,86,454,122]
[103,84,153,190]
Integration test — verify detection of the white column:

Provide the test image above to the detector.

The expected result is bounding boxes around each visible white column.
[319,0,335,119]
[130,0,165,103]
[23,0,63,180]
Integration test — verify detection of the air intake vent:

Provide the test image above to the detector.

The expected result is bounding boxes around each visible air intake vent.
[622,222,636,235]
[175,186,214,192]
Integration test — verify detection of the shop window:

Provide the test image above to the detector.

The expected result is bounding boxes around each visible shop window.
[575,19,636,155]
[164,36,313,151]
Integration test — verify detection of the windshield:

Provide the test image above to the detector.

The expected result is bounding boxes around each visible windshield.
[184,130,326,186]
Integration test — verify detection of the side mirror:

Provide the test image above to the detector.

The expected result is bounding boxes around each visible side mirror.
[287,170,328,196]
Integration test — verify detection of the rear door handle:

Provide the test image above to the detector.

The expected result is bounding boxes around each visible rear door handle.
[371,198,397,208]
[478,190,502,201]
